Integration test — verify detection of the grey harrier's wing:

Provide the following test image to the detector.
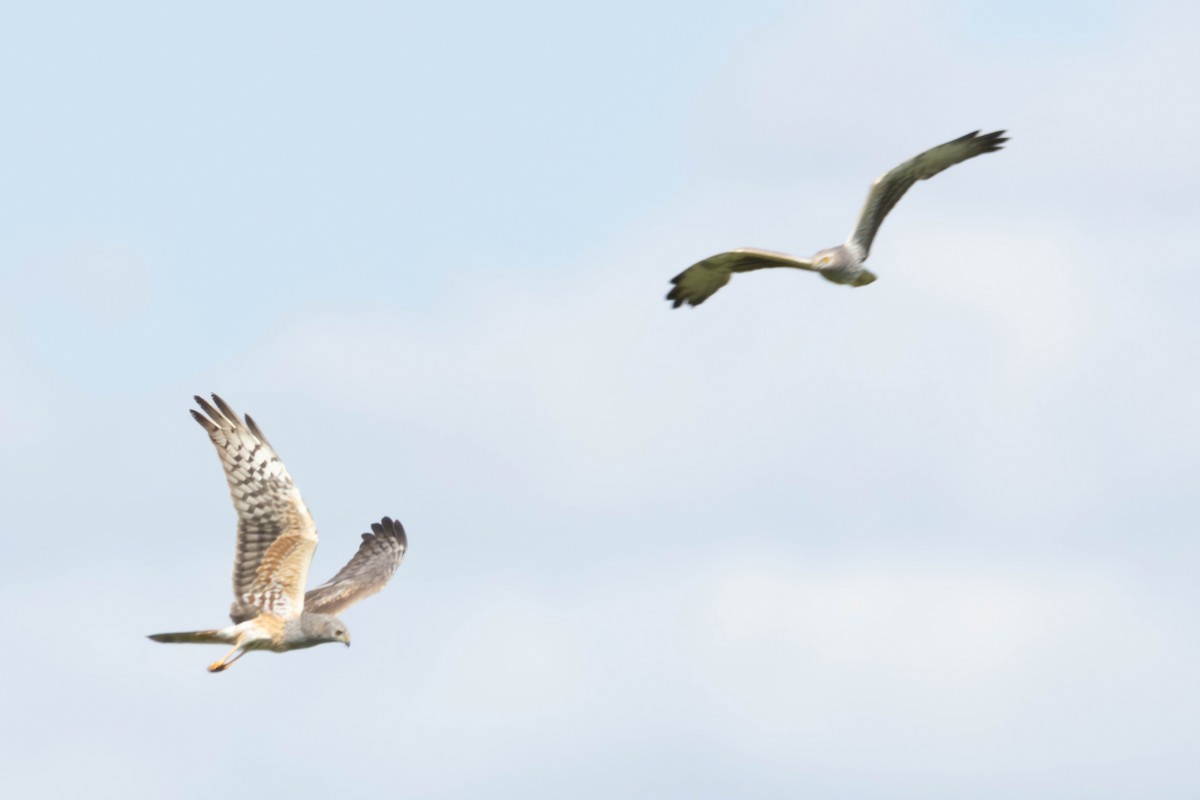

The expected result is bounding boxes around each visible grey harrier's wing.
[304,517,407,616]
[848,130,1007,258]
[667,248,815,308]
[191,395,318,623]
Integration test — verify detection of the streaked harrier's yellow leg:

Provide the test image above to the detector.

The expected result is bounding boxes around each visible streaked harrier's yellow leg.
[207,646,246,673]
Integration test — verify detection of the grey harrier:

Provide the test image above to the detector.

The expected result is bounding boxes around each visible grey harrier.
[666,130,1008,307]
[149,394,407,672]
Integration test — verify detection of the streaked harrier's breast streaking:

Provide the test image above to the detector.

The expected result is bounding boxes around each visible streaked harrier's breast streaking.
[149,395,407,673]
[666,130,1008,307]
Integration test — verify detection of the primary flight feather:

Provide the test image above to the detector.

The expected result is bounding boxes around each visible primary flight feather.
[666,130,1008,307]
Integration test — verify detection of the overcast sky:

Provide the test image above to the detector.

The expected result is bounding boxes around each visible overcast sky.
[2,1,1198,797]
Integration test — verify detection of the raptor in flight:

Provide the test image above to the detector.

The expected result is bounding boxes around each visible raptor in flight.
[149,394,407,673]
[666,130,1008,307]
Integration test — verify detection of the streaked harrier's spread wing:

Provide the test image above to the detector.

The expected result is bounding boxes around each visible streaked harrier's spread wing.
[667,248,816,308]
[304,517,407,616]
[191,394,318,623]
[849,129,1007,257]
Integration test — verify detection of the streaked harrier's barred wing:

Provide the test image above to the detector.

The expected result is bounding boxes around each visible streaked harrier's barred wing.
[191,394,318,623]
[667,248,816,308]
[304,517,407,616]
[848,130,1007,257]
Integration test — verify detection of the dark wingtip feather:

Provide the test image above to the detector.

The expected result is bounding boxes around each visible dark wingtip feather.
[210,394,241,425]
[975,129,1009,152]
[376,516,407,549]
[244,413,270,444]
[189,408,217,432]
[367,516,405,541]
[193,395,223,425]
[666,284,692,309]
[667,270,697,309]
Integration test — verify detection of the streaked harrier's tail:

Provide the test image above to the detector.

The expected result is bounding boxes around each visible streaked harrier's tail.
[148,629,229,645]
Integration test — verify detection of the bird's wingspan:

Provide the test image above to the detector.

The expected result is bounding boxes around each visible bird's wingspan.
[667,248,815,308]
[191,394,318,622]
[848,130,1007,257]
[304,517,407,616]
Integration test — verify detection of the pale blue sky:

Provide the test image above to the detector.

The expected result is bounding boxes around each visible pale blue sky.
[2,1,1197,798]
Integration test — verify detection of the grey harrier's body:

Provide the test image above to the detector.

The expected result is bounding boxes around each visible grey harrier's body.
[667,130,1008,307]
[149,394,407,672]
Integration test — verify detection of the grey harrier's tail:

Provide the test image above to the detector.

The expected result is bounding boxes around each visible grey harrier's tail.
[148,629,229,645]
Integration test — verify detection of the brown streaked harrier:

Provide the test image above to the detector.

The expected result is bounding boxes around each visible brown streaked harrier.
[149,394,407,673]
[666,130,1008,307]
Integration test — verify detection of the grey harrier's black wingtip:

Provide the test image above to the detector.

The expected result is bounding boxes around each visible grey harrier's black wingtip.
[666,272,698,308]
[971,129,1008,153]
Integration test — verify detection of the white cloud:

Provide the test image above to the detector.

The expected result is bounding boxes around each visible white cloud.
[700,559,1121,692]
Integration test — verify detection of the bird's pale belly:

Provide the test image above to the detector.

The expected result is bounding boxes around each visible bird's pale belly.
[819,265,864,285]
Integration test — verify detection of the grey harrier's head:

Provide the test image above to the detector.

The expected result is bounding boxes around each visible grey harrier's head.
[811,246,853,271]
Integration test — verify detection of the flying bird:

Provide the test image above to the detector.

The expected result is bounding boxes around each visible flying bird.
[666,129,1008,307]
[149,394,407,673]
